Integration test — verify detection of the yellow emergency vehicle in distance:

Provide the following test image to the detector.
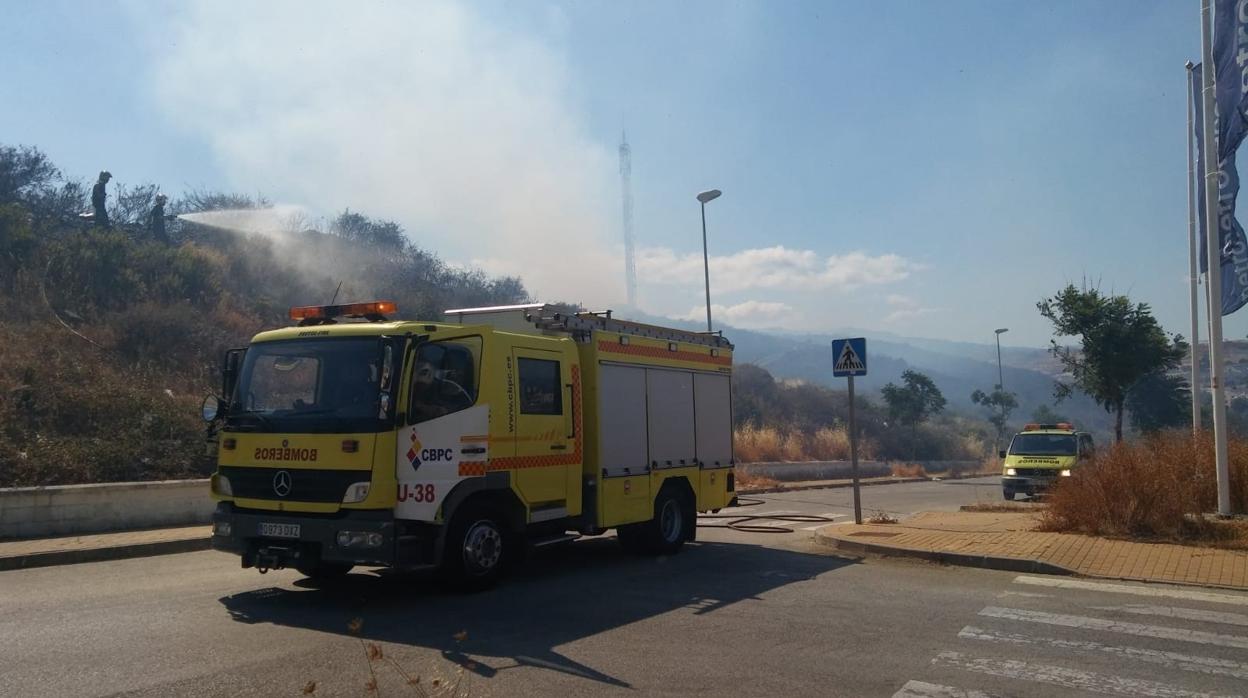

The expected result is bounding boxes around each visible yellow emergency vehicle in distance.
[202,302,736,588]
[999,422,1094,500]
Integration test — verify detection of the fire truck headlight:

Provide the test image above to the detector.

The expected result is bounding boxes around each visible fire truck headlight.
[1005,468,1017,476]
[342,482,371,503]
[1060,469,1072,477]
[212,474,232,496]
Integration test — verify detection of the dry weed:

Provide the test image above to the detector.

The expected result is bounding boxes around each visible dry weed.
[1039,430,1248,546]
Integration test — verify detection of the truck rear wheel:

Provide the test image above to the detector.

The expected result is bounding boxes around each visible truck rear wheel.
[441,505,509,591]
[617,488,692,556]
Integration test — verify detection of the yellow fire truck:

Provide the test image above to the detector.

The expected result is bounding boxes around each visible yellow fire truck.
[203,302,735,588]
[1000,422,1094,500]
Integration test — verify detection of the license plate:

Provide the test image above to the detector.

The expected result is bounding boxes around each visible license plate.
[258,522,301,539]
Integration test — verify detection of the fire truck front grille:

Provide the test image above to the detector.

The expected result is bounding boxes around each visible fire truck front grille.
[219,466,367,503]
[1014,468,1059,478]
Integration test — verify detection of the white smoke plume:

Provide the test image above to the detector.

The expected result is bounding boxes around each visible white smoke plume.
[140,1,619,306]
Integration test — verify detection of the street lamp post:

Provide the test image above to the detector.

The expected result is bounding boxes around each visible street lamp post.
[696,189,722,332]
[994,328,1009,391]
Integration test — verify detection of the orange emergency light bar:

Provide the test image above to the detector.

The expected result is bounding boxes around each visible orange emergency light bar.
[290,301,397,324]
[1023,422,1075,431]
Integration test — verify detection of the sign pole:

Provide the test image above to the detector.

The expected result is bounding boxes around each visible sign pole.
[833,337,867,524]
[1199,0,1233,515]
[1187,61,1202,434]
[848,374,862,525]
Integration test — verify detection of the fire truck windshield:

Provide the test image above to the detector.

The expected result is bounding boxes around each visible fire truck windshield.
[228,337,395,433]
[1008,433,1077,456]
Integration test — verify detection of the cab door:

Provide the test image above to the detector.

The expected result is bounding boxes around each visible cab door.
[511,346,570,507]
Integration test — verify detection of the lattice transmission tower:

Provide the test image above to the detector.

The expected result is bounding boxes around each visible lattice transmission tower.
[619,132,637,307]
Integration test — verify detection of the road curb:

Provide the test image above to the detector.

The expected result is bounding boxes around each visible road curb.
[0,537,212,572]
[813,528,1076,577]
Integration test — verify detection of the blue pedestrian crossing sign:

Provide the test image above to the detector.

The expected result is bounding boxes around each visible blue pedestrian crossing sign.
[832,338,867,377]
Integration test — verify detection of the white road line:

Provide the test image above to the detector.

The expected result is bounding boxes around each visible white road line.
[801,513,848,531]
[978,606,1248,650]
[1090,605,1248,628]
[959,625,1248,681]
[891,679,999,698]
[995,591,1052,599]
[1013,575,1248,606]
[933,651,1236,698]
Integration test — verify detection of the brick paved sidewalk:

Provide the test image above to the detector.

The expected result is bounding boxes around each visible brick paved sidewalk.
[0,525,211,571]
[817,511,1248,590]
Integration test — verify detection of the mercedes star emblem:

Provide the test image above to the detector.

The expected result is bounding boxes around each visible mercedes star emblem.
[273,470,292,497]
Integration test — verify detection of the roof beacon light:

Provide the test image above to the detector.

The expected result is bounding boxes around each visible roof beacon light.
[1022,422,1075,432]
[290,301,397,325]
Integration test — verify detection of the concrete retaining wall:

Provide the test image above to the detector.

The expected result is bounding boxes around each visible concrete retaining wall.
[1,459,987,539]
[0,479,213,539]
[737,460,982,482]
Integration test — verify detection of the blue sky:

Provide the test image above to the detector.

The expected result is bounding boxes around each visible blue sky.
[0,1,1223,347]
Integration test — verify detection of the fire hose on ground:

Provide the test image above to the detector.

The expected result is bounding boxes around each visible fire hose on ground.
[696,496,846,533]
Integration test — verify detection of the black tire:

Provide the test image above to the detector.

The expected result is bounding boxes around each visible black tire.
[1002,488,1016,501]
[441,505,509,591]
[618,487,693,556]
[295,561,353,580]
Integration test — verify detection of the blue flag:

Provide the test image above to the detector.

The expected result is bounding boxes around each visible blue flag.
[1192,3,1248,315]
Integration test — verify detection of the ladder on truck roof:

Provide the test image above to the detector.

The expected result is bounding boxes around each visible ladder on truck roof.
[443,303,732,349]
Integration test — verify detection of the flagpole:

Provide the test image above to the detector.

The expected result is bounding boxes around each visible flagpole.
[1199,0,1233,516]
[1187,61,1202,434]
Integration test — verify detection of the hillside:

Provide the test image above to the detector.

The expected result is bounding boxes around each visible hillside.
[0,144,529,486]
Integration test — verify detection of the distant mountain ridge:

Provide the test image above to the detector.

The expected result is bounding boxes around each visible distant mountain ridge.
[620,309,1116,438]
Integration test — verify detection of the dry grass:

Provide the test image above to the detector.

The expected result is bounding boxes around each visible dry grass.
[960,502,1036,513]
[866,510,898,524]
[1039,430,1248,547]
[734,424,876,463]
[733,469,780,491]
[890,462,927,478]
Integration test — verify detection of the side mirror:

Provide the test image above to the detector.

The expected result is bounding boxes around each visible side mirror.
[998,450,1007,459]
[201,395,222,422]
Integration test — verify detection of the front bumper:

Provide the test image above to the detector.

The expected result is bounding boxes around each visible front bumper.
[211,502,396,569]
[1002,475,1060,495]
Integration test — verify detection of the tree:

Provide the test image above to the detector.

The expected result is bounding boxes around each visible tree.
[1031,403,1069,424]
[970,387,1018,448]
[1125,371,1190,433]
[1037,284,1187,442]
[881,370,947,457]
[0,144,59,204]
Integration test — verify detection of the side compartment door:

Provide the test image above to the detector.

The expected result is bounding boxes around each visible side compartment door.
[598,364,651,525]
[511,347,570,506]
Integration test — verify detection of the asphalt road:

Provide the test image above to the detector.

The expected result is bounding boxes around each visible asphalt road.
[3,477,1246,697]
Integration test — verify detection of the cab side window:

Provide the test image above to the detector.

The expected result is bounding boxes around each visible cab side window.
[1079,434,1095,458]
[518,358,561,415]
[409,338,481,424]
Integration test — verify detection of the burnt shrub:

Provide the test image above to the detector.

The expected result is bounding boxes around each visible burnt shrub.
[1039,429,1248,542]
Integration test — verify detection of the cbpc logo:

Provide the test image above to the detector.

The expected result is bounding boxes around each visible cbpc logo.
[407,432,423,469]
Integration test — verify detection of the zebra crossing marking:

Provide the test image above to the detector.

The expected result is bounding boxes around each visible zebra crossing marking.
[1013,576,1248,607]
[932,651,1237,698]
[978,606,1248,650]
[1089,604,1248,628]
[958,625,1248,681]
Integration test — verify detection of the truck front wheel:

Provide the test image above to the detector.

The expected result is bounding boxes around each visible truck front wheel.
[442,506,508,591]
